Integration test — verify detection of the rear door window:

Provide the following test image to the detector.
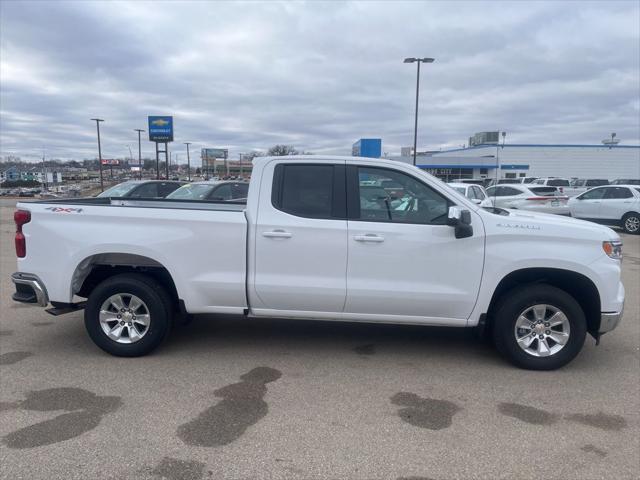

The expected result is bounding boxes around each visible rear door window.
[603,187,633,199]
[529,187,557,196]
[158,182,181,197]
[272,164,344,219]
[209,184,233,200]
[231,183,249,199]
[129,183,159,198]
[497,186,523,196]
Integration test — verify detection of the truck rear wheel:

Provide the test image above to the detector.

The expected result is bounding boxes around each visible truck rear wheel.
[84,273,172,357]
[492,284,586,370]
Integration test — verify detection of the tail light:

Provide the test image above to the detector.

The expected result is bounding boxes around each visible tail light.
[14,209,31,258]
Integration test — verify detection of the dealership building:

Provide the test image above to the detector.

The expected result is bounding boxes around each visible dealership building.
[383,133,640,182]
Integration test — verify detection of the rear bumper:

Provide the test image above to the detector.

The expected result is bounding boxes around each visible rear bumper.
[11,272,49,307]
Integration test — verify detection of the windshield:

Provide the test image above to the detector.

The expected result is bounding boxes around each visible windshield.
[97,182,137,197]
[452,186,466,195]
[166,184,216,200]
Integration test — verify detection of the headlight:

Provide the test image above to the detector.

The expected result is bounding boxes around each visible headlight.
[603,241,623,260]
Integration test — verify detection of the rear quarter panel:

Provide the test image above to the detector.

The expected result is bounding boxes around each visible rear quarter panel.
[16,202,247,313]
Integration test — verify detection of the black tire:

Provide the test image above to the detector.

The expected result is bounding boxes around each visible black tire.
[622,212,640,235]
[492,284,587,370]
[84,273,173,357]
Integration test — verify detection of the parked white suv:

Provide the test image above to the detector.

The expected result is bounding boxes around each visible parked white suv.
[569,185,640,234]
[485,185,570,215]
[448,182,493,207]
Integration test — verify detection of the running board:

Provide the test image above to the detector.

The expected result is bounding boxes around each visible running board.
[45,302,86,316]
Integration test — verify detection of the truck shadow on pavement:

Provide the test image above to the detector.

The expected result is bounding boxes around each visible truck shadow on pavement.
[166,314,500,365]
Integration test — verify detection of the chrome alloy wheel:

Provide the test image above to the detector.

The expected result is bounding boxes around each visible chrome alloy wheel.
[99,293,150,344]
[514,304,570,357]
[624,215,639,233]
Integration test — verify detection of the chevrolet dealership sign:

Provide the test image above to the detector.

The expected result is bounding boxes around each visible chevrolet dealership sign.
[148,116,174,142]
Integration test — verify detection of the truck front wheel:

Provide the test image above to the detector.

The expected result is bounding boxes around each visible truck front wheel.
[84,273,172,357]
[492,284,587,370]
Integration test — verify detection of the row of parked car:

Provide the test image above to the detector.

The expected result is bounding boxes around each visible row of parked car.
[97,179,250,202]
[451,181,640,234]
[460,176,639,192]
[95,176,640,235]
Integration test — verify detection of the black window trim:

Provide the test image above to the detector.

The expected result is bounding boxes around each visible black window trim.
[346,164,453,225]
[271,163,347,220]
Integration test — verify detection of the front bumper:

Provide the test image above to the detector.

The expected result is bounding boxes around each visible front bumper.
[11,272,49,307]
[599,304,624,334]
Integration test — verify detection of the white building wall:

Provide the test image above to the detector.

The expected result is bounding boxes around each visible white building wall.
[430,145,640,180]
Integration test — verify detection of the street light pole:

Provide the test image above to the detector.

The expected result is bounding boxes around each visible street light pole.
[91,118,105,192]
[184,142,192,181]
[135,129,145,180]
[41,148,47,191]
[404,57,435,166]
[127,145,134,179]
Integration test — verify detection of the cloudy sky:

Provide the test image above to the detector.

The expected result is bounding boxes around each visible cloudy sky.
[1,0,639,163]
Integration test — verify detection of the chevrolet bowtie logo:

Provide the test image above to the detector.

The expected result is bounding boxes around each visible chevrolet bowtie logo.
[151,119,169,126]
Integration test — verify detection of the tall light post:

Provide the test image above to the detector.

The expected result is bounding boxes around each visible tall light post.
[403,57,435,166]
[493,131,506,193]
[41,148,47,191]
[91,118,105,191]
[134,129,145,180]
[184,142,192,181]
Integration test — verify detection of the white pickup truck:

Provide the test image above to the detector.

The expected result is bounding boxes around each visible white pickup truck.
[11,156,625,370]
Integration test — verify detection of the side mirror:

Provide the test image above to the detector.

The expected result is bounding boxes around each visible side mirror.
[472,198,482,205]
[447,206,473,239]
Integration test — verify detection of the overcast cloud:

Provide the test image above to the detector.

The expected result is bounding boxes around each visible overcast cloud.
[1,0,639,163]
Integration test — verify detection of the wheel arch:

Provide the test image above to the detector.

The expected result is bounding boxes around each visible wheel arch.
[71,253,180,309]
[486,267,601,338]
[621,210,640,218]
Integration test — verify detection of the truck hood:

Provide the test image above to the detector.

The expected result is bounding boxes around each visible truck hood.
[484,208,620,242]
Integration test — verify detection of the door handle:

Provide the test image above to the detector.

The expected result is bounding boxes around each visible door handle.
[262,230,292,238]
[354,234,384,243]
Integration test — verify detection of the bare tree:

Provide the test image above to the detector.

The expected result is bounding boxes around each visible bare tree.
[267,145,299,156]
[243,151,265,161]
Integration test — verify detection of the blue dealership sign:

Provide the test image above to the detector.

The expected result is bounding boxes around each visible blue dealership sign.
[148,116,174,142]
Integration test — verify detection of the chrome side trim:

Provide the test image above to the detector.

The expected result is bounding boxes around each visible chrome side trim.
[11,272,49,307]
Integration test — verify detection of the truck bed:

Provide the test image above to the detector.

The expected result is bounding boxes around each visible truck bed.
[26,196,247,212]
[16,197,249,314]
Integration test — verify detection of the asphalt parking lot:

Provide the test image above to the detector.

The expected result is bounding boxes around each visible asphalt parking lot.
[0,198,638,480]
